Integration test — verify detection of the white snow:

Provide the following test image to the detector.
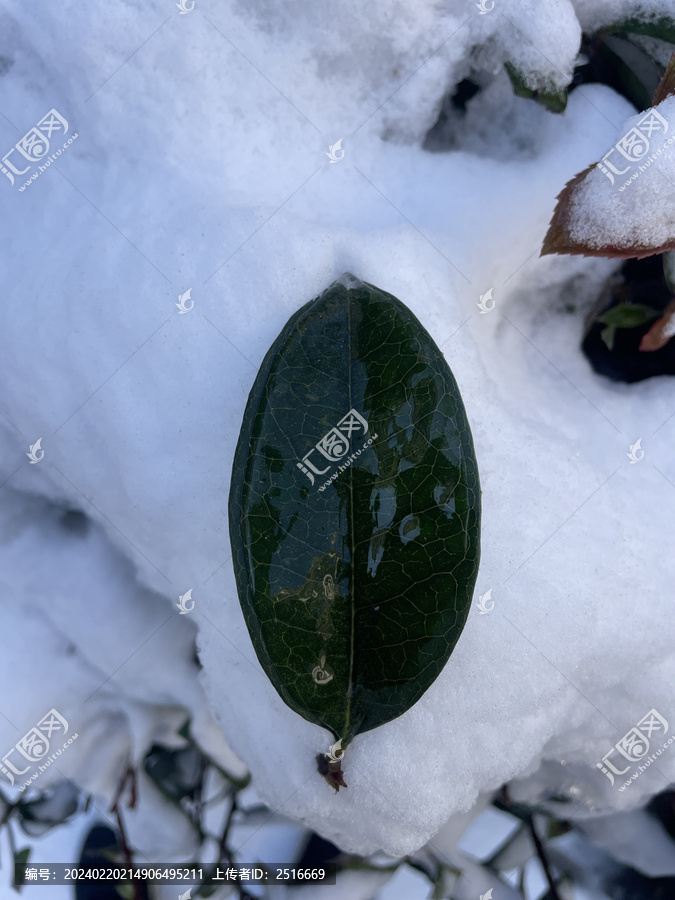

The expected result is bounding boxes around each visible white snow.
[0,486,245,865]
[0,0,673,876]
[577,807,675,877]
[489,0,581,96]
[0,802,99,900]
[456,806,521,861]
[372,863,432,900]
[522,854,549,900]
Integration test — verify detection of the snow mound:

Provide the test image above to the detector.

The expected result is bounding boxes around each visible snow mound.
[0,0,672,861]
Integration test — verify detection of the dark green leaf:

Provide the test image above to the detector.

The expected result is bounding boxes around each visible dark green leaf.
[592,37,660,112]
[229,275,481,751]
[178,718,191,740]
[504,62,568,113]
[599,17,675,44]
[13,847,31,892]
[13,848,30,866]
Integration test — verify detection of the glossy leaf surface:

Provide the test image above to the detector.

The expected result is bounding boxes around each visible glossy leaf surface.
[229,276,481,745]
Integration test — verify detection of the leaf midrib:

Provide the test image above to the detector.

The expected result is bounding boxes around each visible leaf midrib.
[344,288,356,745]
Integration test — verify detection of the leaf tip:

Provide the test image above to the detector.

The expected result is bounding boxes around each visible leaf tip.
[653,53,675,106]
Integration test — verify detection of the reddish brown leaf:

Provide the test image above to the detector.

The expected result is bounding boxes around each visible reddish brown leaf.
[541,156,675,259]
[639,298,675,351]
[541,56,675,261]
[541,144,675,261]
[652,53,675,106]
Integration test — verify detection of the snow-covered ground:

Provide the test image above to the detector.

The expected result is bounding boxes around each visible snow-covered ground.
[1,0,674,894]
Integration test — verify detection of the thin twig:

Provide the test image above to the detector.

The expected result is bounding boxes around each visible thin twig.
[527,814,562,900]
[191,755,208,838]
[110,768,142,900]
[0,800,17,830]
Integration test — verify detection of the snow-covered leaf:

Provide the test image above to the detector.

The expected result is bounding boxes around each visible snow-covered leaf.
[542,57,675,260]
[492,0,579,118]
[504,62,568,114]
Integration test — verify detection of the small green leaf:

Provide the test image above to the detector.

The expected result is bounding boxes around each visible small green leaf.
[178,718,191,740]
[229,276,481,757]
[597,303,661,350]
[13,847,31,892]
[596,302,660,329]
[504,62,568,113]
